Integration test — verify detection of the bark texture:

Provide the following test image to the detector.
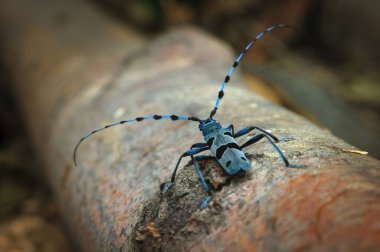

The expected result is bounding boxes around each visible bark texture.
[0,1,379,251]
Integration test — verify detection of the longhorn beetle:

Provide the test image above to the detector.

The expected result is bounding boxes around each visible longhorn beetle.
[73,24,305,208]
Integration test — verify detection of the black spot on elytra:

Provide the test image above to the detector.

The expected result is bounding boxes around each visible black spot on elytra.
[227,142,241,150]
[226,160,231,167]
[216,145,228,160]
[223,132,232,137]
[216,143,241,160]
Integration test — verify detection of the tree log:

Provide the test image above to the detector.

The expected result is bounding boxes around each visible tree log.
[0,1,379,251]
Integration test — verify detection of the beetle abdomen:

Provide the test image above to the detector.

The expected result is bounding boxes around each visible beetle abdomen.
[207,129,251,175]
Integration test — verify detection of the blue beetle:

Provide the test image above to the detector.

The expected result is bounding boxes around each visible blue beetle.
[73,24,304,208]
[202,120,250,175]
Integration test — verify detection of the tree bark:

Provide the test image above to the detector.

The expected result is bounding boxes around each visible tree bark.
[0,1,379,251]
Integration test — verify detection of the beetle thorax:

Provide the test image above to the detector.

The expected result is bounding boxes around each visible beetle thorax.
[199,119,222,136]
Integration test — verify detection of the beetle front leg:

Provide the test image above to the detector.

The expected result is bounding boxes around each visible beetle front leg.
[162,144,209,193]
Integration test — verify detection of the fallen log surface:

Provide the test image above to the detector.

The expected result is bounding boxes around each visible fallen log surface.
[0,1,379,251]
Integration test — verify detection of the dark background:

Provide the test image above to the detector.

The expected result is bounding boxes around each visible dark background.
[0,0,379,250]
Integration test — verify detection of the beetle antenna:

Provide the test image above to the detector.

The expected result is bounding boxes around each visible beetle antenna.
[73,114,201,167]
[209,24,298,118]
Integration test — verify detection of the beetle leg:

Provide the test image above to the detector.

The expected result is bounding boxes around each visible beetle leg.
[240,133,305,168]
[192,155,212,208]
[162,144,209,193]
